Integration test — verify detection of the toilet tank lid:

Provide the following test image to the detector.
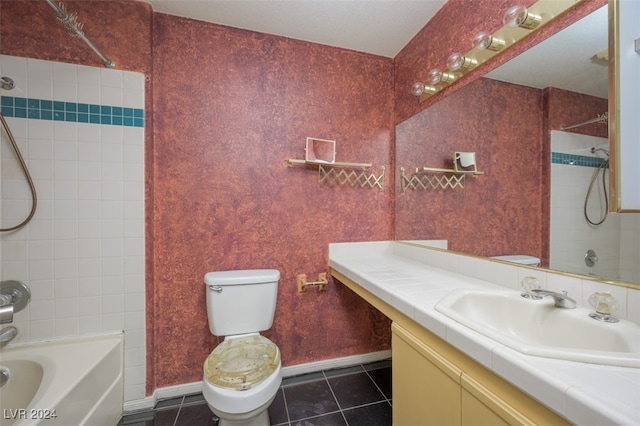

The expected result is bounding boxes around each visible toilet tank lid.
[204,269,280,286]
[490,255,540,265]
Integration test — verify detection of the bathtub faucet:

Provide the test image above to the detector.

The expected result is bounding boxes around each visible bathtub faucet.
[0,294,14,324]
[0,326,17,347]
[0,280,31,324]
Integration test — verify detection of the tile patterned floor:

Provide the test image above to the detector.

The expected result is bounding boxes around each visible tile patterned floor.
[120,360,392,426]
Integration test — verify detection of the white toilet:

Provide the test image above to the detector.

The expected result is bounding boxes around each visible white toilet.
[202,269,282,426]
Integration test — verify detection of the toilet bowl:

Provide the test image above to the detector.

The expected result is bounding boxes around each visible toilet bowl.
[202,270,282,426]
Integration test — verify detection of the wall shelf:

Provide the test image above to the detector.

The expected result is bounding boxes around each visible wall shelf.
[400,166,483,192]
[285,159,385,191]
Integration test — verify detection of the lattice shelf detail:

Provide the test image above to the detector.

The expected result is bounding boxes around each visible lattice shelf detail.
[400,167,466,192]
[318,165,385,191]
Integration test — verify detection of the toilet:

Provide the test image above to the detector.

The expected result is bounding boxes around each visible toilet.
[202,269,282,426]
[490,255,540,267]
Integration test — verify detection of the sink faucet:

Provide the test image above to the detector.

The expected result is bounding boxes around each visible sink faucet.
[0,326,17,347]
[531,289,576,309]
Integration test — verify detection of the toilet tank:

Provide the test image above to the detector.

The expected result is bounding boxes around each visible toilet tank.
[204,269,280,336]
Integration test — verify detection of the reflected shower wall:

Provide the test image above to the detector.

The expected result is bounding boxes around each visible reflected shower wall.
[550,130,640,282]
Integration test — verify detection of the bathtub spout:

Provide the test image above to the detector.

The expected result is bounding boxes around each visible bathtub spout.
[0,301,14,324]
[0,326,17,347]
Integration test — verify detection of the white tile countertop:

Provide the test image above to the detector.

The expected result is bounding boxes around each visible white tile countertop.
[329,241,640,426]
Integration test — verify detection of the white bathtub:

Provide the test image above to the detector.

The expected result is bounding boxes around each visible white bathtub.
[0,333,123,426]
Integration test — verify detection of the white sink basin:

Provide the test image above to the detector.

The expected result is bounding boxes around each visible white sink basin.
[435,289,640,367]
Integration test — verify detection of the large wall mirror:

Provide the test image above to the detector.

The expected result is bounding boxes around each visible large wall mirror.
[395,1,640,287]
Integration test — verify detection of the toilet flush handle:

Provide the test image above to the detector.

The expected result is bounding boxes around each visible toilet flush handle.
[208,285,223,293]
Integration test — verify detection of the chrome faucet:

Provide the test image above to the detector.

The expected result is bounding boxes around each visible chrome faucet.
[0,280,30,324]
[0,326,17,348]
[531,289,576,309]
[0,294,14,324]
[0,281,31,347]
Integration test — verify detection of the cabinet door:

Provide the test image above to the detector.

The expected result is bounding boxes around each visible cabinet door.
[461,387,510,426]
[392,323,461,426]
[461,374,535,426]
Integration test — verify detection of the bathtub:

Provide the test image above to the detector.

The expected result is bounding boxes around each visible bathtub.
[0,333,123,426]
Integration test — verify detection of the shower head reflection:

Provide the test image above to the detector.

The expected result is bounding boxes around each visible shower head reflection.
[590,147,609,157]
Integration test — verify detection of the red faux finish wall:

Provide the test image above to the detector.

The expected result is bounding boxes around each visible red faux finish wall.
[545,87,609,139]
[151,14,394,389]
[0,0,152,73]
[394,0,607,125]
[395,77,544,258]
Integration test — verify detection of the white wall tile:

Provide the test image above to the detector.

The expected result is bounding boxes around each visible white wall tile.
[26,58,52,81]
[1,55,27,92]
[1,56,146,402]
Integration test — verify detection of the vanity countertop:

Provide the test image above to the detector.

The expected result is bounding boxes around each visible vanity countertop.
[329,241,640,426]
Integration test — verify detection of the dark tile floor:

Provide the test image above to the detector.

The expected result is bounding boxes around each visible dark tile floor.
[120,360,392,426]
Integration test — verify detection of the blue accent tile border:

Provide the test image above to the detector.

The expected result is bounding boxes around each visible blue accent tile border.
[551,152,607,168]
[0,96,144,128]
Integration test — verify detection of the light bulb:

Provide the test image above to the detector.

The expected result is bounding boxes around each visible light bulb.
[446,53,477,71]
[427,69,456,85]
[472,32,505,52]
[411,82,424,96]
[503,5,541,30]
[411,82,437,97]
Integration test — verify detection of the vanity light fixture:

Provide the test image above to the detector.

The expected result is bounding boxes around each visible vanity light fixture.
[411,82,438,97]
[472,31,505,52]
[446,53,478,71]
[503,5,541,30]
[427,68,456,85]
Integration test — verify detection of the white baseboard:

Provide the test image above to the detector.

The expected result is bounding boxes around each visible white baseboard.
[122,350,391,414]
[281,349,391,377]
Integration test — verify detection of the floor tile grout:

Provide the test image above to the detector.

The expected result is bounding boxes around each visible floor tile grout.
[322,370,350,426]
[120,360,391,426]
[171,395,185,426]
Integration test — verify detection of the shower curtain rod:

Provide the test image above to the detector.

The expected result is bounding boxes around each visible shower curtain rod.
[44,0,115,68]
[561,112,608,131]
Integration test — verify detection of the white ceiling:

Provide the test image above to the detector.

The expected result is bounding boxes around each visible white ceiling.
[486,5,609,99]
[146,1,609,98]
[146,0,447,58]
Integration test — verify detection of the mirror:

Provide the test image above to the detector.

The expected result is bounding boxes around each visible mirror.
[395,3,640,286]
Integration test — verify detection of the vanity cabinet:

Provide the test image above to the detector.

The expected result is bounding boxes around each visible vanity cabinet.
[392,322,569,426]
[393,322,461,425]
[331,269,570,426]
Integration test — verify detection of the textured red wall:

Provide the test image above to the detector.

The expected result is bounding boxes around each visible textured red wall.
[150,14,394,389]
[0,0,152,73]
[545,87,609,139]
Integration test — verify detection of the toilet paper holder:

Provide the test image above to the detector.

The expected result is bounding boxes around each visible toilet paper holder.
[297,273,328,293]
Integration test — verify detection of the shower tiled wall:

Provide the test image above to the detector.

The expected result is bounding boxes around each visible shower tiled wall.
[0,54,146,401]
[550,130,640,283]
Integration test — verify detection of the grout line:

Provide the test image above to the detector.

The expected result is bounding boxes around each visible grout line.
[289,409,344,425]
[322,370,350,426]
[172,395,185,426]
[280,388,291,425]
[362,363,389,403]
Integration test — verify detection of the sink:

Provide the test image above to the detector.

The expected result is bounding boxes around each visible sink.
[435,289,640,367]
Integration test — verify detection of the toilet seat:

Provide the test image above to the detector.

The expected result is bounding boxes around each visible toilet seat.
[204,334,280,391]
